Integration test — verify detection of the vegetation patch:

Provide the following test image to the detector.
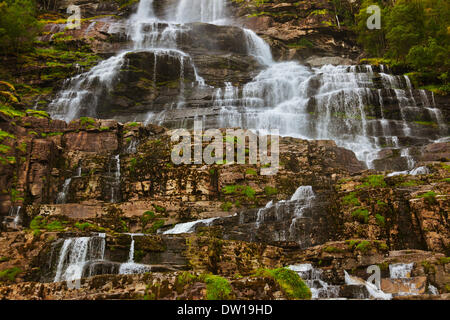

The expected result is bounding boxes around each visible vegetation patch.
[0,267,21,282]
[257,268,311,300]
[222,185,256,200]
[352,208,369,224]
[416,191,437,204]
[357,175,387,189]
[202,274,233,300]
[342,192,360,207]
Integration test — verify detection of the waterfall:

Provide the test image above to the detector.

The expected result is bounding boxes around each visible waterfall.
[288,264,340,299]
[48,0,206,122]
[76,164,82,177]
[12,206,21,227]
[243,28,273,66]
[109,154,121,203]
[48,53,127,120]
[344,271,392,300]
[163,217,218,235]
[53,234,106,282]
[175,0,228,24]
[56,178,72,204]
[254,186,315,242]
[46,0,447,170]
[118,234,152,274]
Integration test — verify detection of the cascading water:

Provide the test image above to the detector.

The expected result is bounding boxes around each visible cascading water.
[53,234,106,282]
[56,178,72,204]
[288,264,340,299]
[254,186,315,242]
[109,154,121,203]
[163,217,219,235]
[48,0,207,122]
[118,234,152,274]
[174,0,228,25]
[47,0,448,168]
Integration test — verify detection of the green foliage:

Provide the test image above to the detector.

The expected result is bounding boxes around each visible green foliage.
[74,222,94,231]
[0,267,21,282]
[375,213,385,227]
[153,204,166,213]
[260,268,311,299]
[323,246,344,253]
[176,271,197,289]
[202,274,232,300]
[30,215,65,232]
[264,186,278,196]
[245,168,257,175]
[416,191,437,204]
[358,175,387,188]
[79,117,95,126]
[0,0,41,54]
[222,185,256,199]
[355,240,372,253]
[220,201,233,212]
[0,104,25,118]
[352,208,369,223]
[355,0,449,89]
[342,192,361,206]
[141,210,156,229]
[0,129,15,142]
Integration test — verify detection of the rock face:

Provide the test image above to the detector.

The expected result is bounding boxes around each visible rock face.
[231,0,361,62]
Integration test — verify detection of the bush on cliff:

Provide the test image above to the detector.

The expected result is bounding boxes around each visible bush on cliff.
[0,0,41,54]
[257,267,312,299]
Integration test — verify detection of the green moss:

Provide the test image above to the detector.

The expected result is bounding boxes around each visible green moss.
[0,129,16,142]
[0,144,11,154]
[414,121,437,127]
[125,122,139,128]
[0,257,10,263]
[438,257,450,265]
[99,126,110,131]
[147,219,165,234]
[220,201,233,212]
[416,191,437,204]
[79,117,95,126]
[176,271,197,290]
[342,192,361,207]
[245,168,257,175]
[264,186,278,196]
[375,214,386,227]
[0,267,21,282]
[260,268,311,300]
[0,104,25,118]
[26,109,49,119]
[222,185,256,200]
[357,175,387,189]
[202,274,232,300]
[355,240,372,254]
[74,222,94,231]
[153,205,166,214]
[352,208,369,223]
[323,246,344,253]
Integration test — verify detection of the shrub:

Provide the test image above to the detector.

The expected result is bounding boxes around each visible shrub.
[352,208,369,223]
[342,192,360,206]
[202,274,232,300]
[261,268,311,300]
[0,267,21,282]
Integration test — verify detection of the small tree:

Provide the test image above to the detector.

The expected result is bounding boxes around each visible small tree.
[0,0,41,55]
